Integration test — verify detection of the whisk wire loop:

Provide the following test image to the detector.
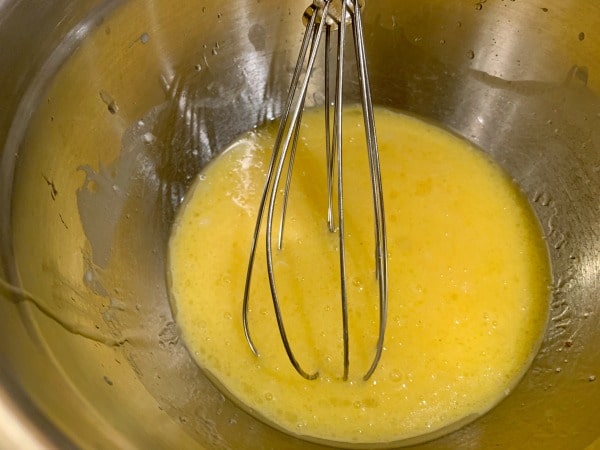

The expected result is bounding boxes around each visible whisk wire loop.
[243,0,388,382]
[351,2,388,380]
[264,6,329,380]
[242,5,323,361]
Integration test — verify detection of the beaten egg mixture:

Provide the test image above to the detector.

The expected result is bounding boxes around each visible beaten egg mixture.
[168,107,550,444]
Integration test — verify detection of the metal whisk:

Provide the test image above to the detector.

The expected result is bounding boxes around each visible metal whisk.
[242,0,387,381]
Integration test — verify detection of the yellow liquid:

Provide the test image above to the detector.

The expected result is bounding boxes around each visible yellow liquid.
[168,107,550,444]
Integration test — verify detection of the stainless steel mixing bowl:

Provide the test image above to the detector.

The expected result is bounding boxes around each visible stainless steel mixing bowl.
[1,0,599,448]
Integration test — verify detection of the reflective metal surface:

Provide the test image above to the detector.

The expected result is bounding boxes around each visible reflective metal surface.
[0,0,599,448]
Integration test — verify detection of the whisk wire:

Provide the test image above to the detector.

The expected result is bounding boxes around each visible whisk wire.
[334,0,350,381]
[352,1,388,380]
[243,1,332,380]
[266,4,330,380]
[242,5,322,359]
[325,26,335,232]
[267,2,333,380]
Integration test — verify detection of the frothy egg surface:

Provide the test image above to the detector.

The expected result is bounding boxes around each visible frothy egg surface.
[168,107,550,445]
